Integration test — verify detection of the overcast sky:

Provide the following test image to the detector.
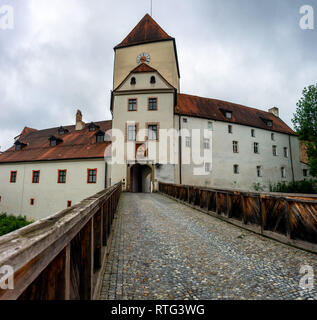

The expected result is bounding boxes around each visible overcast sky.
[0,0,316,151]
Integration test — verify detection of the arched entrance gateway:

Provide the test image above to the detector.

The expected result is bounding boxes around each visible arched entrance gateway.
[129,164,153,193]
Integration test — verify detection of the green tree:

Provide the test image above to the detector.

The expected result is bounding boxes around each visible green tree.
[292,84,317,177]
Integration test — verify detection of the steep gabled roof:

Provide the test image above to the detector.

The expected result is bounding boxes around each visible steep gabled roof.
[115,14,174,49]
[176,93,295,135]
[0,121,112,163]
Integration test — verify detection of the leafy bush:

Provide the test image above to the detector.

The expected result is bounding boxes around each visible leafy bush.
[269,180,317,194]
[0,213,33,237]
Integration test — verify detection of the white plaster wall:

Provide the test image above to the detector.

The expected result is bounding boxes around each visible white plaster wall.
[0,159,106,220]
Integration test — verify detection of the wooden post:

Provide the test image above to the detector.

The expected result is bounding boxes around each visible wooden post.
[241,195,247,224]
[65,244,71,300]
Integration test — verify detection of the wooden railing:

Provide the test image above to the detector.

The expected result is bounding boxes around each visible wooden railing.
[0,183,121,300]
[159,182,317,253]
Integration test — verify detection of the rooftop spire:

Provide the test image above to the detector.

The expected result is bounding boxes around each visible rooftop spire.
[114,14,173,49]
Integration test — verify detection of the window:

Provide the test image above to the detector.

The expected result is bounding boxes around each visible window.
[130,77,136,85]
[251,129,255,137]
[254,142,259,154]
[58,170,67,184]
[233,165,239,174]
[205,162,211,173]
[128,99,137,111]
[272,145,277,156]
[233,141,239,153]
[281,167,286,178]
[183,118,188,123]
[58,126,68,135]
[267,120,273,127]
[271,133,275,141]
[225,112,232,119]
[228,125,233,134]
[148,124,158,141]
[148,98,158,111]
[303,169,308,177]
[32,170,40,183]
[150,76,156,84]
[208,122,213,130]
[15,144,22,151]
[14,140,26,151]
[257,166,262,177]
[185,137,191,148]
[50,139,57,147]
[203,138,210,149]
[10,171,17,183]
[127,125,137,141]
[96,131,105,143]
[30,198,35,206]
[67,201,72,208]
[87,169,97,184]
[283,147,288,158]
[49,136,63,146]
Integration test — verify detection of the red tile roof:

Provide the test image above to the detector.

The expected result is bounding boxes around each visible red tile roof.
[115,14,174,49]
[176,93,295,135]
[0,121,112,163]
[131,63,157,73]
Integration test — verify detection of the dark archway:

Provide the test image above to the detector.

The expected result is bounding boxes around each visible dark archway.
[130,164,152,193]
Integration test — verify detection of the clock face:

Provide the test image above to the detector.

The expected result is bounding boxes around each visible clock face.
[137,53,150,64]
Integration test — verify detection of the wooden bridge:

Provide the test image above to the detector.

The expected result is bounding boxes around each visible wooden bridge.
[0,182,316,300]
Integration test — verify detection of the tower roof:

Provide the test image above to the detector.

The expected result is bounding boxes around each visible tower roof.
[114,14,174,49]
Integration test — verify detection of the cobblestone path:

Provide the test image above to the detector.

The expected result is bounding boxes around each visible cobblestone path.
[100,193,317,300]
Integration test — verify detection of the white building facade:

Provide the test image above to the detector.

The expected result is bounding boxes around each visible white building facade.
[0,14,312,220]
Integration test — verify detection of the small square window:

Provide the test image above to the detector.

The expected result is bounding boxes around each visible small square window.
[148,124,158,141]
[96,134,104,143]
[251,129,255,137]
[281,167,286,178]
[208,122,213,130]
[228,125,233,134]
[272,145,277,156]
[148,98,157,111]
[30,198,35,206]
[128,99,137,111]
[87,169,97,184]
[58,170,67,183]
[10,171,17,183]
[183,118,188,123]
[257,166,262,177]
[127,125,137,141]
[303,169,308,177]
[233,165,239,174]
[185,137,191,148]
[225,112,232,119]
[283,147,288,158]
[32,171,40,183]
[67,200,72,208]
[203,138,210,149]
[254,142,259,154]
[205,162,211,172]
[271,133,275,141]
[233,141,239,153]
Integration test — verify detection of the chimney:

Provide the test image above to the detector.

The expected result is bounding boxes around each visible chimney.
[75,110,85,131]
[268,107,279,117]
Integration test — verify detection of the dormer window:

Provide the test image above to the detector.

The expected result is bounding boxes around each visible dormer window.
[225,112,232,119]
[49,136,63,147]
[261,117,273,127]
[95,130,105,143]
[58,126,69,135]
[219,108,233,120]
[130,77,136,85]
[150,76,156,84]
[14,140,27,151]
[87,122,100,132]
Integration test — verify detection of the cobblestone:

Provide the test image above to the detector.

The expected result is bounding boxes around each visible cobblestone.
[100,193,317,300]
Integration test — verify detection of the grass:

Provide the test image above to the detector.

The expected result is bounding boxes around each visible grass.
[269,180,317,194]
[0,213,33,237]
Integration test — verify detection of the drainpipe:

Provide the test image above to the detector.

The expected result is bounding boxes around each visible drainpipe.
[179,115,182,185]
[289,135,295,182]
[105,162,108,188]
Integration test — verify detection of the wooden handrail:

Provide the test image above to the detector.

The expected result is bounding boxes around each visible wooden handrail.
[0,183,122,300]
[159,182,317,253]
